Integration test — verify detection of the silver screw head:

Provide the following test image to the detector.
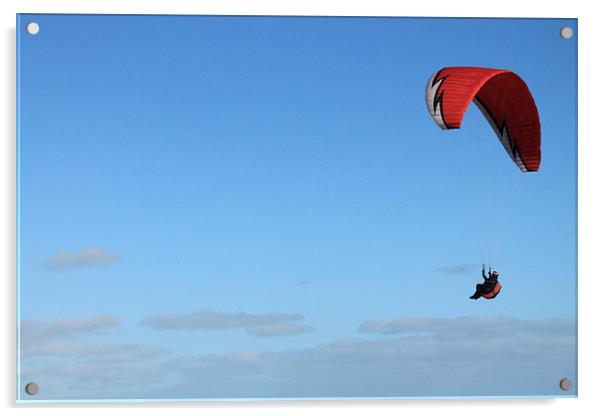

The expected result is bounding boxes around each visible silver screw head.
[559,378,573,391]
[25,382,39,396]
[560,26,573,39]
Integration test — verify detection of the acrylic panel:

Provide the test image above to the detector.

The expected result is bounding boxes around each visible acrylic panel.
[16,14,577,402]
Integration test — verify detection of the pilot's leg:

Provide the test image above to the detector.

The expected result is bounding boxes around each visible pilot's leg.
[470,284,483,299]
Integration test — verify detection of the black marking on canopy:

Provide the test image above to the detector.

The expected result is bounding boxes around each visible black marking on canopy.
[432,69,451,129]
[473,96,530,171]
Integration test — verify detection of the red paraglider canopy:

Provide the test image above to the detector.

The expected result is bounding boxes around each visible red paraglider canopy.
[425,67,541,172]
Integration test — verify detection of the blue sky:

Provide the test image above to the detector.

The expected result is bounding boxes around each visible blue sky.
[17,15,577,400]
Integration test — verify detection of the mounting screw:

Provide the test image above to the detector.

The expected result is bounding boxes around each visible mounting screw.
[25,382,39,396]
[559,378,573,391]
[560,26,573,40]
[26,22,40,35]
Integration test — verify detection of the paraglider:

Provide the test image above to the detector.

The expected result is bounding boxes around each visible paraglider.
[470,265,502,300]
[425,66,541,172]
[425,67,541,300]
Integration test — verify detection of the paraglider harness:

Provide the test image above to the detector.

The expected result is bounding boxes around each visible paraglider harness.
[471,266,502,300]
[481,281,502,299]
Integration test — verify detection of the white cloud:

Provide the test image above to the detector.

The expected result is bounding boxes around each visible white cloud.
[245,322,314,337]
[19,316,142,360]
[43,248,119,270]
[19,315,576,400]
[433,264,480,275]
[159,316,575,399]
[140,309,314,337]
[19,315,168,400]
[22,342,165,362]
[19,315,127,357]
[357,315,574,337]
[21,315,120,344]
[20,359,169,400]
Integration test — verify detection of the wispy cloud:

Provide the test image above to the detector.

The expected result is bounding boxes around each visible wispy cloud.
[19,315,576,400]
[22,342,165,362]
[357,315,575,337]
[43,248,119,270]
[140,309,313,337]
[19,315,166,400]
[20,315,129,360]
[21,316,120,344]
[157,315,576,399]
[245,322,313,337]
[433,264,479,275]
[19,315,165,364]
